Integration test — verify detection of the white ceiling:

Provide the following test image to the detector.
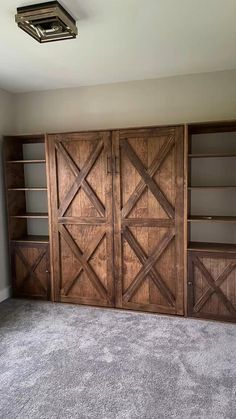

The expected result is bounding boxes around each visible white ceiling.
[1,0,236,93]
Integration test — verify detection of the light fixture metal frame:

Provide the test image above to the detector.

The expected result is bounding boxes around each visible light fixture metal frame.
[15,1,78,43]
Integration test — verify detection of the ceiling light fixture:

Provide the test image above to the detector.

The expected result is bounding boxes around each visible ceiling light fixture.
[15,1,78,43]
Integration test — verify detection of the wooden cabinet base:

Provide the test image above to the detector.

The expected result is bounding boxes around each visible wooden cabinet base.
[11,242,50,300]
[188,249,236,322]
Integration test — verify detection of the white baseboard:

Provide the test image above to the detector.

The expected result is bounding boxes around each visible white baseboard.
[0,286,11,303]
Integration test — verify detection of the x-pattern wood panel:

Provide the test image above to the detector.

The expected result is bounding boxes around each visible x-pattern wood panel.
[15,246,47,293]
[48,131,114,306]
[121,136,175,220]
[123,228,175,303]
[56,140,105,218]
[59,224,109,302]
[192,256,236,316]
[113,127,184,314]
[123,227,176,306]
[61,229,106,296]
[48,127,184,313]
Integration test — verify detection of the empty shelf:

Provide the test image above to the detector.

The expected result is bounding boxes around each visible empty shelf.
[10,213,48,219]
[188,216,236,223]
[6,160,46,164]
[8,187,47,191]
[188,153,236,158]
[188,242,236,253]
[188,186,236,189]
[11,235,49,244]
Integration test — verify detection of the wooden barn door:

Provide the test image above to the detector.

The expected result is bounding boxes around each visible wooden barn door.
[113,127,184,315]
[47,131,114,307]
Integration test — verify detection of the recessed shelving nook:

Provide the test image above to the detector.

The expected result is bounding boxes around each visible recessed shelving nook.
[4,134,50,300]
[187,122,236,322]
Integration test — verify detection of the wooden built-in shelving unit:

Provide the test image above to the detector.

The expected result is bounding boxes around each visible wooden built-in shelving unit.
[4,134,50,300]
[187,122,236,322]
[3,123,236,322]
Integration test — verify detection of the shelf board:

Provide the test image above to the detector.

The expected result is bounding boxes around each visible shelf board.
[11,235,49,244]
[10,213,48,219]
[188,216,236,223]
[188,242,236,253]
[188,186,236,190]
[8,187,47,191]
[188,153,236,158]
[6,160,46,164]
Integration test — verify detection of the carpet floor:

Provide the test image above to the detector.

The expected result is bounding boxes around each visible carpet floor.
[0,299,235,419]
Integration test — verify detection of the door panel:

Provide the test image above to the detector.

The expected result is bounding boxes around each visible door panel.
[113,127,184,314]
[47,132,114,307]
[11,242,50,300]
[188,250,236,322]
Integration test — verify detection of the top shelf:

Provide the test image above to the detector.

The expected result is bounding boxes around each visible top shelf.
[6,159,46,164]
[188,153,236,158]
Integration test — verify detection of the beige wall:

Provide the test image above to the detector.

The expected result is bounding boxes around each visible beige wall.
[0,88,13,301]
[14,69,236,134]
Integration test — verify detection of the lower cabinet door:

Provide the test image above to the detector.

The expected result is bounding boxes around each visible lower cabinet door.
[11,242,50,300]
[188,250,236,322]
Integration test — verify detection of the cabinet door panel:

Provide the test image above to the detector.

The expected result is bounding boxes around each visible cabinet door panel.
[12,242,50,300]
[113,127,184,314]
[188,250,236,322]
[47,132,114,307]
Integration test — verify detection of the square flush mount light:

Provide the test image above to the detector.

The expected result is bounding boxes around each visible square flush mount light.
[15,1,78,43]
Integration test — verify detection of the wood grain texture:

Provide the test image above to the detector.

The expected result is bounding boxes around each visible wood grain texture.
[11,242,50,300]
[188,250,236,322]
[113,127,184,315]
[47,131,114,307]
[4,134,51,300]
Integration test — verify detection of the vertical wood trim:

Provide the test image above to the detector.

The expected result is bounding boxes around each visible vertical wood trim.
[103,131,115,304]
[3,139,12,274]
[187,252,194,315]
[46,135,61,301]
[183,124,189,316]
[175,126,185,315]
[11,244,17,296]
[45,134,54,301]
[112,131,122,308]
[46,244,51,300]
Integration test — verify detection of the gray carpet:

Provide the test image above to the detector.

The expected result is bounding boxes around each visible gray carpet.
[0,299,235,419]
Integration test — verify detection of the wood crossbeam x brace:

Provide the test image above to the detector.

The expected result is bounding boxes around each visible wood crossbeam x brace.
[193,257,236,315]
[15,247,47,292]
[62,230,106,296]
[58,225,109,301]
[123,228,175,303]
[123,227,176,306]
[121,136,175,219]
[56,141,105,218]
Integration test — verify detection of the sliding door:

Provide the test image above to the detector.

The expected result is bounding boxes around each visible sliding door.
[113,126,184,314]
[47,131,114,307]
